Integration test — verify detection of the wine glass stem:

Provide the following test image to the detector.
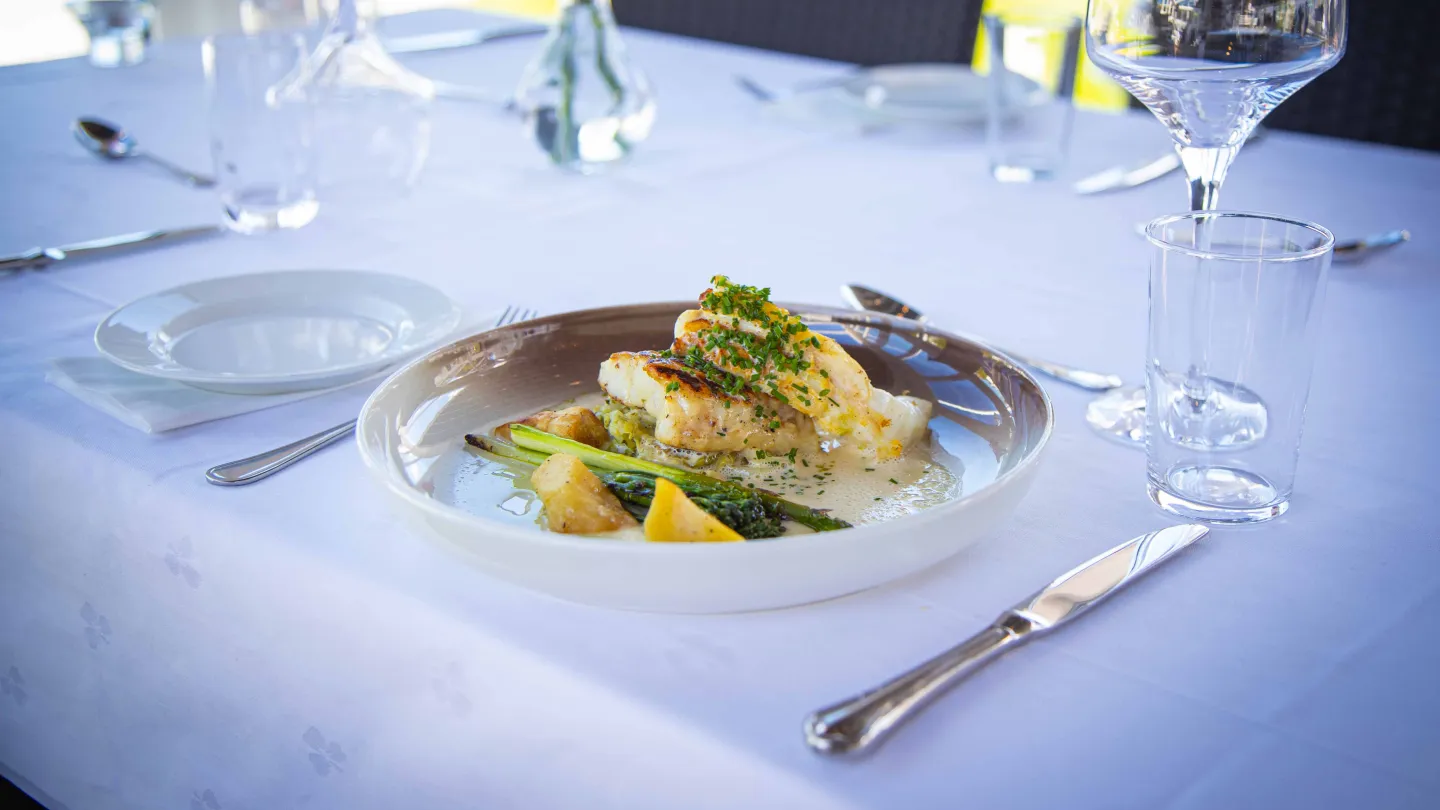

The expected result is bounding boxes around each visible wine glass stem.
[1178,144,1239,213]
[1176,144,1240,402]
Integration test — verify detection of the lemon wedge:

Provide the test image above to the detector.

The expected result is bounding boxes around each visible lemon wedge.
[643,477,744,543]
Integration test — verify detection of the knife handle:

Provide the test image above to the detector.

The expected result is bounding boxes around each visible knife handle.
[804,618,1028,755]
[0,248,58,273]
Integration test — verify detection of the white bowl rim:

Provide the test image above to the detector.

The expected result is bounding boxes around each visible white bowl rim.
[354,300,1054,557]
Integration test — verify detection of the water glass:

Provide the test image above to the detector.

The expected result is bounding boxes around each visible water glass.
[1145,212,1334,523]
[983,12,1080,182]
[203,33,319,234]
[67,0,154,68]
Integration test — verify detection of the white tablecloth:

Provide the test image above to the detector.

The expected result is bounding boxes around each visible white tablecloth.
[3,11,1439,810]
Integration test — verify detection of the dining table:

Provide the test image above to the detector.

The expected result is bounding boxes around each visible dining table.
[2,9,1438,810]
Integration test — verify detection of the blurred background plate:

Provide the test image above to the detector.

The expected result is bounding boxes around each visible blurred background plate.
[832,63,1046,125]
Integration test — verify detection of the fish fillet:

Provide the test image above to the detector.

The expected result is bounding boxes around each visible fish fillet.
[671,285,931,459]
[597,351,815,454]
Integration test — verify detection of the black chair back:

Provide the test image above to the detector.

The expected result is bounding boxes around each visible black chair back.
[613,0,985,66]
[1263,5,1439,151]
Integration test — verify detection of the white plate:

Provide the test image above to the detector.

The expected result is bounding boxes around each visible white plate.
[819,63,1047,125]
[96,270,462,395]
[356,302,1052,614]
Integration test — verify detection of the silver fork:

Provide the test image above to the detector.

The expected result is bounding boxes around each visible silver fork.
[204,306,538,487]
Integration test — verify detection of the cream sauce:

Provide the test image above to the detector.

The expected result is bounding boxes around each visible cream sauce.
[716,435,962,532]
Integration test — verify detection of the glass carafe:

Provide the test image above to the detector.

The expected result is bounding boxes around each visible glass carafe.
[278,0,434,202]
[512,0,656,172]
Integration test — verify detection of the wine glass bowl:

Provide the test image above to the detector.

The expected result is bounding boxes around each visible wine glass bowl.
[1086,1,1346,197]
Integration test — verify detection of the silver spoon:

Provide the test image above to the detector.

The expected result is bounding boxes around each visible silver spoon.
[73,118,216,188]
[841,284,1125,392]
[1332,229,1411,263]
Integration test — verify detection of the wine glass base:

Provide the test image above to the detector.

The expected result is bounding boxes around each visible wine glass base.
[1085,386,1146,445]
[1086,378,1269,449]
[1148,470,1288,524]
[1157,374,1267,449]
[222,196,319,234]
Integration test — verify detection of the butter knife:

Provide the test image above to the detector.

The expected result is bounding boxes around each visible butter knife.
[804,523,1209,755]
[0,224,223,274]
[383,23,547,55]
[1072,150,1182,195]
[1076,128,1270,196]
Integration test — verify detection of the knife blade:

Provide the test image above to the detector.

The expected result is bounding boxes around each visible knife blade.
[1073,150,1182,195]
[383,23,547,55]
[803,523,1209,755]
[0,224,224,274]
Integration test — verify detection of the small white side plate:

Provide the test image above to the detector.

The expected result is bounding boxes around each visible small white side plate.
[96,269,462,395]
[824,63,1046,126]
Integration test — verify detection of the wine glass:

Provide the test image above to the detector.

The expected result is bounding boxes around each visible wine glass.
[1081,0,1347,445]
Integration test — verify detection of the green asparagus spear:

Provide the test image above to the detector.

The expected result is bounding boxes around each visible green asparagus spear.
[464,433,550,466]
[600,471,784,539]
[506,424,851,532]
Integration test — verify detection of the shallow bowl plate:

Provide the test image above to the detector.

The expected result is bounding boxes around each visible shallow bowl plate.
[356,302,1052,613]
[95,269,461,395]
[829,63,1047,125]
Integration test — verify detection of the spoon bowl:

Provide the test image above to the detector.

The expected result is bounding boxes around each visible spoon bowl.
[73,118,138,160]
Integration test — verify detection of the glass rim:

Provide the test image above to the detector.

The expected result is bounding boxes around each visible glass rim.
[1145,211,1335,263]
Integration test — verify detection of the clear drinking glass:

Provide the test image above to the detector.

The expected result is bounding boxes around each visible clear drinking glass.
[984,12,1081,182]
[1082,0,1347,445]
[1145,212,1333,523]
[204,33,319,234]
[66,0,154,68]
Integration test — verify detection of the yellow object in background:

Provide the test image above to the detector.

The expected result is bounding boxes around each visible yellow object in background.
[972,0,1130,112]
[643,478,745,543]
[460,0,557,20]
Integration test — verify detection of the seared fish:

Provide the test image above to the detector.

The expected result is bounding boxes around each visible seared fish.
[598,351,815,454]
[672,306,930,460]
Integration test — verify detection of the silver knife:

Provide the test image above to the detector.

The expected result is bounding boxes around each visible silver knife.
[804,523,1209,755]
[1073,150,1182,195]
[383,23,547,55]
[0,224,223,274]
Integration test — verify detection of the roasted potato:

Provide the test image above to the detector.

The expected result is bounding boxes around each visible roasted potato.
[531,454,637,534]
[499,407,609,448]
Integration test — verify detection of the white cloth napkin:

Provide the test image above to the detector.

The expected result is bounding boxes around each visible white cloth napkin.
[46,309,502,434]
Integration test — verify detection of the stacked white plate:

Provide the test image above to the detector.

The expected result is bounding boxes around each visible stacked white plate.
[95,270,462,395]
